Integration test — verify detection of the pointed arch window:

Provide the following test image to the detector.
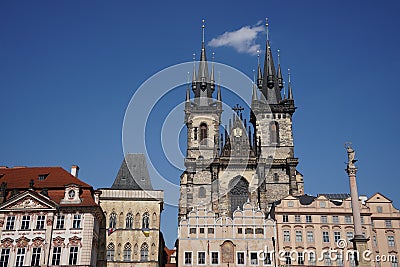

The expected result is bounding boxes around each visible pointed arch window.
[270,121,279,145]
[109,212,117,229]
[107,243,115,261]
[229,177,249,214]
[126,213,133,229]
[142,212,150,229]
[200,123,208,144]
[140,243,149,262]
[124,243,132,261]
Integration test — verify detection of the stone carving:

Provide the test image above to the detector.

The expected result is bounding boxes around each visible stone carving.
[0,220,4,227]
[47,218,53,226]
[53,236,65,247]
[15,237,30,248]
[345,142,357,168]
[1,238,13,248]
[32,237,45,247]
[11,197,46,209]
[69,236,82,247]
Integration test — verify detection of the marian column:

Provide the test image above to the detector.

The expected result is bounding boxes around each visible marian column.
[345,143,370,267]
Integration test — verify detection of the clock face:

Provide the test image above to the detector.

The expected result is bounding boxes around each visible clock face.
[69,190,75,198]
[233,128,242,137]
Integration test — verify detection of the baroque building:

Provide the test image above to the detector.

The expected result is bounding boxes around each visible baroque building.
[0,165,105,267]
[179,20,303,222]
[99,154,165,267]
[273,193,399,267]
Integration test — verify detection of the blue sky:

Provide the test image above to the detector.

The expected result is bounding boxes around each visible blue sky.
[1,1,400,247]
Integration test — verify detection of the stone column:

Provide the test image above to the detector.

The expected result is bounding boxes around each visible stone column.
[345,144,370,267]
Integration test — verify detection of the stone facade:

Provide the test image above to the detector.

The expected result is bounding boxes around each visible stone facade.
[179,24,303,222]
[99,189,164,267]
[99,154,165,267]
[177,202,275,267]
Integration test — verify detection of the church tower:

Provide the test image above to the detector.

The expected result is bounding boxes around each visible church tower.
[178,20,303,221]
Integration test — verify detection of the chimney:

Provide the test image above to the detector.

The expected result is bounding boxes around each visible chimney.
[71,165,79,177]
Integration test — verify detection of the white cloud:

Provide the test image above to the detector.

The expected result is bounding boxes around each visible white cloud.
[208,22,264,55]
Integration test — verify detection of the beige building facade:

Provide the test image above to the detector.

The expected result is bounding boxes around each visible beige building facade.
[178,202,275,267]
[273,193,399,267]
[99,154,164,267]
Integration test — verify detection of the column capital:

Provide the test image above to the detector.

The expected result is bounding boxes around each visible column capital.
[346,167,358,176]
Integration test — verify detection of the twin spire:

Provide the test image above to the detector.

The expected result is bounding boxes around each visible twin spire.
[188,18,294,105]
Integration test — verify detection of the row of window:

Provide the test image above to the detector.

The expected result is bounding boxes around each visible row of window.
[282,214,353,224]
[109,212,156,230]
[106,242,155,262]
[0,246,79,266]
[282,214,394,228]
[188,227,264,235]
[184,251,272,266]
[282,229,396,247]
[5,214,81,231]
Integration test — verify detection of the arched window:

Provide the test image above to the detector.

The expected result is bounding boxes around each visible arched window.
[109,212,117,229]
[107,243,115,261]
[124,243,132,261]
[140,243,149,262]
[199,186,206,198]
[135,213,140,229]
[200,123,207,144]
[274,173,279,182]
[134,243,139,257]
[142,212,150,229]
[229,177,249,214]
[151,243,156,255]
[126,213,133,229]
[270,121,279,145]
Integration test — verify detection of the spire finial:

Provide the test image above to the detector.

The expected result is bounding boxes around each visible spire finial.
[256,50,263,89]
[277,49,281,65]
[186,71,190,101]
[202,19,205,43]
[265,17,269,41]
[277,49,283,89]
[217,71,221,101]
[288,68,294,100]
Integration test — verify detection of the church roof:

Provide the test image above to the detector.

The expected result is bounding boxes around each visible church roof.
[111,154,153,190]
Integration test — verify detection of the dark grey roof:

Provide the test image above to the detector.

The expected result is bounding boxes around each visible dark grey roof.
[318,193,351,200]
[111,154,153,190]
[295,194,316,205]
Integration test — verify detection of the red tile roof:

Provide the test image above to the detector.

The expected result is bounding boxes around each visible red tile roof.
[0,167,97,207]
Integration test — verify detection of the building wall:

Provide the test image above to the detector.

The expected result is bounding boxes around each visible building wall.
[99,189,164,267]
[178,202,275,267]
[274,194,399,267]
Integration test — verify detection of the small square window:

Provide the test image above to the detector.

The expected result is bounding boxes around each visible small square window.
[250,252,258,265]
[184,252,192,265]
[237,228,243,234]
[345,216,352,224]
[287,201,294,207]
[283,215,289,222]
[295,215,301,222]
[198,252,206,265]
[211,252,219,265]
[199,227,204,234]
[377,206,383,213]
[321,215,328,223]
[306,215,312,223]
[208,228,214,234]
[320,201,326,208]
[189,228,196,234]
[333,215,339,224]
[237,252,245,265]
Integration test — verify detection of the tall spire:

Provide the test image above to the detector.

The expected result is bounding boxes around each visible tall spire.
[192,53,197,84]
[252,69,258,101]
[211,52,215,84]
[260,18,281,103]
[257,50,263,89]
[198,19,209,87]
[288,68,293,100]
[277,49,283,89]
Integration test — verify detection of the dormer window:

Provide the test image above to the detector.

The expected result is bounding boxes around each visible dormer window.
[38,174,48,181]
[61,184,81,204]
